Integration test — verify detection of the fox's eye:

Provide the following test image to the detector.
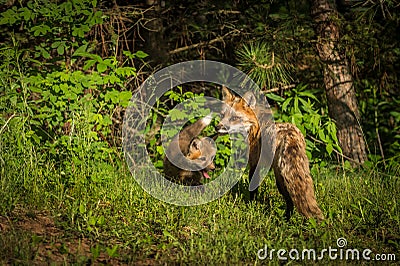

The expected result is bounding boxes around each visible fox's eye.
[199,157,207,161]
[230,116,240,122]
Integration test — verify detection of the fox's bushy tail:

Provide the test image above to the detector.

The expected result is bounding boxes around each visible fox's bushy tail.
[273,124,324,221]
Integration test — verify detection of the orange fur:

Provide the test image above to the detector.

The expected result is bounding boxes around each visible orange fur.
[217,87,324,221]
[163,115,216,186]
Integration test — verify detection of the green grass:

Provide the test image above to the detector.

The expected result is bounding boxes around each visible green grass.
[0,128,399,264]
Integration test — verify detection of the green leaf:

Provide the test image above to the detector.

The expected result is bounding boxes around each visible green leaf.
[119,91,132,107]
[298,97,309,110]
[123,50,134,59]
[334,144,342,153]
[51,41,60,49]
[116,67,137,77]
[318,130,326,142]
[156,146,164,155]
[106,245,119,258]
[83,60,97,70]
[38,47,50,59]
[57,43,65,55]
[79,203,85,214]
[88,131,99,140]
[31,24,51,36]
[298,91,319,101]
[134,50,149,59]
[281,97,292,112]
[102,116,112,126]
[390,111,400,122]
[0,9,17,25]
[97,63,107,73]
[168,109,187,121]
[266,93,285,102]
[105,74,121,84]
[154,160,163,168]
[103,58,115,69]
[88,216,97,226]
[73,44,88,56]
[105,90,119,104]
[93,11,103,24]
[294,97,299,113]
[326,143,333,155]
[20,7,32,21]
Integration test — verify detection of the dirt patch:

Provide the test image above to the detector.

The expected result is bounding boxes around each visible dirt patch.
[0,208,59,236]
[0,206,127,265]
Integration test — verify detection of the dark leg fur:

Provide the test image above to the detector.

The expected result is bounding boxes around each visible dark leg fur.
[274,171,294,221]
[249,166,258,201]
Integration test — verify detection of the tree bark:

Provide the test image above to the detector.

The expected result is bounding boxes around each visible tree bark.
[311,0,367,165]
[144,0,167,64]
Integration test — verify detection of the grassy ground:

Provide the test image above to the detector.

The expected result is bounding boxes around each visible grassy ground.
[1,134,399,264]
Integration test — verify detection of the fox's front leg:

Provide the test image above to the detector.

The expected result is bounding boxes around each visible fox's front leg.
[249,165,260,200]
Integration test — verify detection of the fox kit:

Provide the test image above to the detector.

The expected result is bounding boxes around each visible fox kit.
[163,114,216,186]
[217,87,324,221]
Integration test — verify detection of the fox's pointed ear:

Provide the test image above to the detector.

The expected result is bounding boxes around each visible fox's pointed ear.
[189,138,202,151]
[243,91,257,108]
[221,86,234,102]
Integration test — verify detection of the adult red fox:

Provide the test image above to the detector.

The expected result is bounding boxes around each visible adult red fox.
[217,87,324,221]
[163,114,216,186]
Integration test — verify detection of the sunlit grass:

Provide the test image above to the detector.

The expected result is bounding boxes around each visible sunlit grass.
[1,126,399,264]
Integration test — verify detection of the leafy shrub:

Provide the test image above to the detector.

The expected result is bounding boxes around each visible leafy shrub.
[267,84,341,163]
[358,80,400,163]
[0,0,147,186]
[0,0,103,62]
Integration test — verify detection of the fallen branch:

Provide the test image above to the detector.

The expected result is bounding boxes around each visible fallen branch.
[168,30,240,55]
[204,10,241,15]
[263,84,295,93]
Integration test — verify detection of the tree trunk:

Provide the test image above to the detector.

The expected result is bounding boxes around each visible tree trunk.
[311,0,367,165]
[144,0,167,64]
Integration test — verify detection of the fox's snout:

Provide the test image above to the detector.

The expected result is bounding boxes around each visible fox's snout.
[207,162,215,171]
[216,123,228,134]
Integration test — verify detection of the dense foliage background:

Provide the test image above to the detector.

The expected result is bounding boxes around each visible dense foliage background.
[0,0,399,264]
[2,0,399,167]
